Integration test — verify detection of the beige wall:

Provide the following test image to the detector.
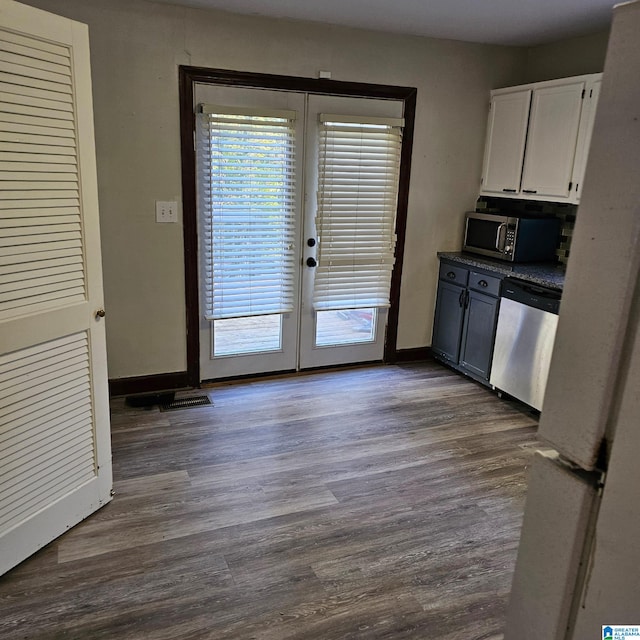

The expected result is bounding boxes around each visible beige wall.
[525,29,610,82]
[21,0,527,379]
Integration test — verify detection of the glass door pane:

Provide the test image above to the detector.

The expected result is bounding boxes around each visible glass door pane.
[213,314,283,356]
[315,309,377,346]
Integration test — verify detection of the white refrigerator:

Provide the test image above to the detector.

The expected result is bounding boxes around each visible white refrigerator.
[504,1,640,638]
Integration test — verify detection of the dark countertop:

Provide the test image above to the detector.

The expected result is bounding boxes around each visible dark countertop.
[438,252,566,291]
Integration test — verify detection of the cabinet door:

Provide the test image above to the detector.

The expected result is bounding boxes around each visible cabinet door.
[432,281,466,364]
[571,79,601,202]
[480,90,531,195]
[521,82,584,199]
[459,290,499,379]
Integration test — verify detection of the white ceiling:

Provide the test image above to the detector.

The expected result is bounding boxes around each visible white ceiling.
[150,0,616,46]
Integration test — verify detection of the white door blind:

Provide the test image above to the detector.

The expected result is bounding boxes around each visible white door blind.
[313,114,403,311]
[197,105,297,320]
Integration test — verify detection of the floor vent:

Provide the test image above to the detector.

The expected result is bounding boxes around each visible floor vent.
[159,395,212,412]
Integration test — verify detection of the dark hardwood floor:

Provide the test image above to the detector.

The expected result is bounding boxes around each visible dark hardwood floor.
[0,362,538,640]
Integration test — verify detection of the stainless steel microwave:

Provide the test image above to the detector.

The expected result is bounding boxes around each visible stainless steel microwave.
[462,212,560,262]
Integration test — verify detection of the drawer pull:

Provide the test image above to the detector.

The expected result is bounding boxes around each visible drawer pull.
[478,279,489,288]
[502,188,517,193]
[447,271,456,279]
[522,189,538,194]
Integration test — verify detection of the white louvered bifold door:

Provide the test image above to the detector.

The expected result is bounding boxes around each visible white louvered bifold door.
[0,0,112,575]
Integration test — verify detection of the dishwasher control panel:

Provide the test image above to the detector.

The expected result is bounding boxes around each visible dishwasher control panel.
[501,278,561,314]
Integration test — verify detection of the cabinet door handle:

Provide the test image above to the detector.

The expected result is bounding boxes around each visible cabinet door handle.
[522,189,538,194]
[464,290,470,309]
[478,279,488,288]
[502,188,517,193]
[447,271,456,280]
[459,289,465,307]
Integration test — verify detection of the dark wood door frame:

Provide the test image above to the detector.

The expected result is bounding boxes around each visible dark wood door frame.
[179,66,417,386]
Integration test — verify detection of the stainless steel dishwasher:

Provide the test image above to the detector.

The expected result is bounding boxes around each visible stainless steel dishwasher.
[490,277,561,411]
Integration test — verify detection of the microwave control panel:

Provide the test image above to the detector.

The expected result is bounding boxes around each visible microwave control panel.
[505,225,516,255]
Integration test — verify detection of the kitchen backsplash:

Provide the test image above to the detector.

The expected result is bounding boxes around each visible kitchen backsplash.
[475,196,577,265]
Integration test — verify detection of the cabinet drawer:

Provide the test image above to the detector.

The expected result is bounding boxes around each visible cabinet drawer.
[469,271,501,297]
[439,263,468,286]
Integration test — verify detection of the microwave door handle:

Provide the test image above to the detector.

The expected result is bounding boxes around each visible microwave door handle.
[495,222,507,251]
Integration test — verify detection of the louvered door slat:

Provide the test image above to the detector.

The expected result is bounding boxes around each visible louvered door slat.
[0,247,82,264]
[1,239,81,257]
[0,29,70,57]
[0,349,87,390]
[0,214,79,227]
[0,430,93,504]
[0,122,76,141]
[1,275,84,301]
[0,368,89,409]
[0,145,77,157]
[1,430,93,499]
[2,417,92,486]
[0,199,80,212]
[1,402,91,449]
[0,80,73,103]
[0,356,88,398]
[0,69,73,95]
[0,286,85,315]
[1,172,77,182]
[0,154,77,166]
[2,219,80,235]
[0,255,79,275]
[0,49,72,76]
[0,218,78,232]
[0,189,79,201]
[0,112,75,130]
[0,382,91,439]
[1,90,73,112]
[0,230,81,246]
[0,279,84,304]
[0,101,74,121]
[0,38,70,67]
[0,263,82,286]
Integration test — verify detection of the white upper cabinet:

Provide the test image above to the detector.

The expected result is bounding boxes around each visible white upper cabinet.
[480,73,602,204]
[570,78,602,202]
[481,90,531,195]
[521,82,584,198]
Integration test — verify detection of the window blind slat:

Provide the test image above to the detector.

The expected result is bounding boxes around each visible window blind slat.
[197,106,297,321]
[313,118,402,311]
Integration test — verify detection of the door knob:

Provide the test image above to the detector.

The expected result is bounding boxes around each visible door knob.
[306,257,317,267]
[95,309,106,319]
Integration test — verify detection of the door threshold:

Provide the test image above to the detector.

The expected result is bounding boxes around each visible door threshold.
[200,360,384,388]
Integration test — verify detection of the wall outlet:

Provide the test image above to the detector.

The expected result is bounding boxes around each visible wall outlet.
[156,200,178,223]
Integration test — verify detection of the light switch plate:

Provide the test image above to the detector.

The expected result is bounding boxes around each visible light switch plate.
[156,201,178,223]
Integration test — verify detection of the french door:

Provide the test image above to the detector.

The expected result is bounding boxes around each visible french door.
[194,84,403,381]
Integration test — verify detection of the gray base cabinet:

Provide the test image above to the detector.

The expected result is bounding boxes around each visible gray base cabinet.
[432,259,503,384]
